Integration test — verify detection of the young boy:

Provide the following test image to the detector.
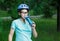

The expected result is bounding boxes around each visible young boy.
[8,4,38,41]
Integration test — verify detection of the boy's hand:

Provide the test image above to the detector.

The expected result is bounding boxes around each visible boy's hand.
[32,23,36,29]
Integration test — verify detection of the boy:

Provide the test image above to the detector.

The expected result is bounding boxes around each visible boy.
[8,4,38,41]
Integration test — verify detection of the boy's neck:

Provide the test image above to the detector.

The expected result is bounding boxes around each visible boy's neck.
[21,18,25,23]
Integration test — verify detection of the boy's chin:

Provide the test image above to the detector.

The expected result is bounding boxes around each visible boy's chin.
[22,17,25,19]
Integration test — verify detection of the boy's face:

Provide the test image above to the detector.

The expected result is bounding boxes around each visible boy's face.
[19,9,28,19]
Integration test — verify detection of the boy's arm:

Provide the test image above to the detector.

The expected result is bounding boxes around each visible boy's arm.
[8,28,14,41]
[32,23,38,38]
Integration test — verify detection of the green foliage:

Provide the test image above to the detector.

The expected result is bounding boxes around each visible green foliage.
[9,8,18,19]
[0,0,57,18]
[29,10,34,15]
[0,10,8,17]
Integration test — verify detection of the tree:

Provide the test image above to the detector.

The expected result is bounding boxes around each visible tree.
[57,3,60,32]
[43,4,51,18]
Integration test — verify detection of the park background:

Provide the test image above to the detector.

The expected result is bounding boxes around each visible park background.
[0,0,58,41]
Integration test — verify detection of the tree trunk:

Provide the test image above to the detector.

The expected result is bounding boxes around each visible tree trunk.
[57,4,60,31]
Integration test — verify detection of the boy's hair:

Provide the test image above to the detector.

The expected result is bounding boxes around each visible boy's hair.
[18,8,29,12]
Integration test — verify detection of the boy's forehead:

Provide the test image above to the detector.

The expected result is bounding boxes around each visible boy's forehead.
[21,9,27,12]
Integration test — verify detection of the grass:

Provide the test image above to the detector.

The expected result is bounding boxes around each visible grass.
[31,18,57,41]
[0,18,59,41]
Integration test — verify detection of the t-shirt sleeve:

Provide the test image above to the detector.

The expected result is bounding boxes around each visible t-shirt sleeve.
[11,21,16,31]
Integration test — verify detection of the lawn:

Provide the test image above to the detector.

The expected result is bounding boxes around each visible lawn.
[31,18,57,41]
[0,18,59,41]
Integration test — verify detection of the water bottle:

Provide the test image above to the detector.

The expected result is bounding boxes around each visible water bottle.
[25,16,33,26]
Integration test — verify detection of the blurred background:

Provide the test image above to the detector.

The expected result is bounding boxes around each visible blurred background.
[0,0,58,41]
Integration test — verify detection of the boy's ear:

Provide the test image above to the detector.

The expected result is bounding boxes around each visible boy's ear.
[18,12,20,15]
